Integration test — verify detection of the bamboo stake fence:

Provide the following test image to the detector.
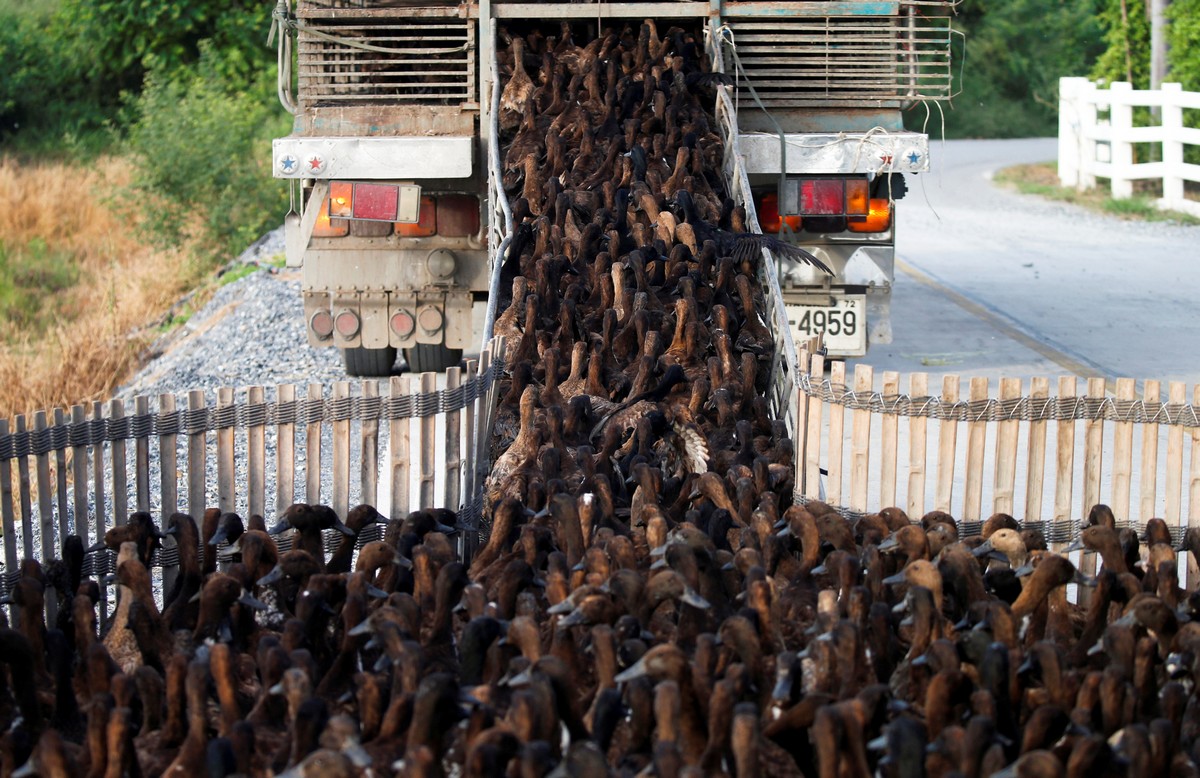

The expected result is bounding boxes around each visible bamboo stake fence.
[0,339,505,617]
[793,345,1200,583]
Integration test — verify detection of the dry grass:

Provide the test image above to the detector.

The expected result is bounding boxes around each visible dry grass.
[0,156,197,419]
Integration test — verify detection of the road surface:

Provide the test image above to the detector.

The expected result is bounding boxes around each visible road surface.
[864,138,1200,386]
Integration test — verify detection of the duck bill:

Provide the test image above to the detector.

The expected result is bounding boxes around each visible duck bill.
[771,675,793,704]
[208,525,229,546]
[435,521,458,536]
[881,571,907,586]
[504,668,533,687]
[345,743,373,768]
[970,540,994,558]
[257,566,284,587]
[11,760,37,778]
[556,609,586,629]
[366,584,389,599]
[348,619,374,637]
[333,519,356,537]
[268,521,291,536]
[680,588,711,610]
[1065,538,1085,553]
[878,536,900,553]
[238,592,269,611]
[614,655,649,684]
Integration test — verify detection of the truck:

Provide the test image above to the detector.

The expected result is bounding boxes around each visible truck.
[271,0,954,374]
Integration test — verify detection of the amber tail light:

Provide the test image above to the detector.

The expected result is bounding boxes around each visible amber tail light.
[847,198,892,233]
[396,197,437,237]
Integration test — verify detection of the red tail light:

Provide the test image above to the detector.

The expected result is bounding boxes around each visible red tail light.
[758,192,802,233]
[801,180,845,215]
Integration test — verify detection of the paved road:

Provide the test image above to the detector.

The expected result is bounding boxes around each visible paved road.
[862,138,1200,387]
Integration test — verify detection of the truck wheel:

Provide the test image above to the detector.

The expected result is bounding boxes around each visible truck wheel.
[405,344,462,373]
[342,347,397,377]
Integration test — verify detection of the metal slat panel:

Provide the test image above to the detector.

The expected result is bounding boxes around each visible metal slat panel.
[297,14,475,107]
[726,14,953,105]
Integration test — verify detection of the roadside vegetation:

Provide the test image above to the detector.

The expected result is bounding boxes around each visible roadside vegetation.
[0,0,288,418]
[994,162,1200,226]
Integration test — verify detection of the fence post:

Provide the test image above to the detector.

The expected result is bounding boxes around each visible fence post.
[1058,77,1089,189]
[1160,82,1185,210]
[1109,82,1135,199]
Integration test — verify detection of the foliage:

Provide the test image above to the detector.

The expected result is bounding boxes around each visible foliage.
[124,44,291,264]
[1167,0,1200,90]
[0,6,105,146]
[56,0,275,93]
[941,0,1105,138]
[0,238,82,333]
[1091,0,1151,86]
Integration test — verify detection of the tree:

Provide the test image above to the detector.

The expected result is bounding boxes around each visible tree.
[939,0,1105,137]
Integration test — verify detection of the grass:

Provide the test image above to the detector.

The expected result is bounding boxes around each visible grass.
[0,155,209,418]
[993,162,1200,225]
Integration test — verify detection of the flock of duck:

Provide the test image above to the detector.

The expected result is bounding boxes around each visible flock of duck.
[5,18,1200,778]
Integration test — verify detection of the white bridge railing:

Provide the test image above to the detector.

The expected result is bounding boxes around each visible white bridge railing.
[1058,76,1200,217]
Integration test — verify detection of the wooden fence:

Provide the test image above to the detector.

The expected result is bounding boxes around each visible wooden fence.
[792,345,1200,582]
[1058,77,1200,217]
[0,339,505,616]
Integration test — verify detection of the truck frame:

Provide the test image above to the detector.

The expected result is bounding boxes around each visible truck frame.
[271,0,953,374]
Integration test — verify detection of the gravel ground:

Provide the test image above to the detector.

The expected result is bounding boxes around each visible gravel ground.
[109,226,397,526]
[115,227,345,398]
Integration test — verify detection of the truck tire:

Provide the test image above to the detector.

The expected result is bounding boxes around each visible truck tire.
[405,344,462,373]
[342,347,397,377]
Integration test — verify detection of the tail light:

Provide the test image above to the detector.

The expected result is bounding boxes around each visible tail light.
[757,192,802,234]
[801,180,845,215]
[312,197,349,238]
[847,198,892,233]
[845,179,870,216]
[395,197,437,237]
[317,184,476,239]
[436,195,480,237]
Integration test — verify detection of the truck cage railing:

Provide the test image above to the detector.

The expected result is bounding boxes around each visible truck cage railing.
[0,338,506,624]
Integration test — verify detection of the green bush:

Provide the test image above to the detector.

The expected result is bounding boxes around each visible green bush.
[125,43,291,263]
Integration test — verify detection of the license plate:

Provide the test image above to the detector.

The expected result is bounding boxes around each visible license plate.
[787,295,867,356]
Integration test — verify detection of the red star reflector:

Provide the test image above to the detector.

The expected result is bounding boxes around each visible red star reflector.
[353,184,400,221]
